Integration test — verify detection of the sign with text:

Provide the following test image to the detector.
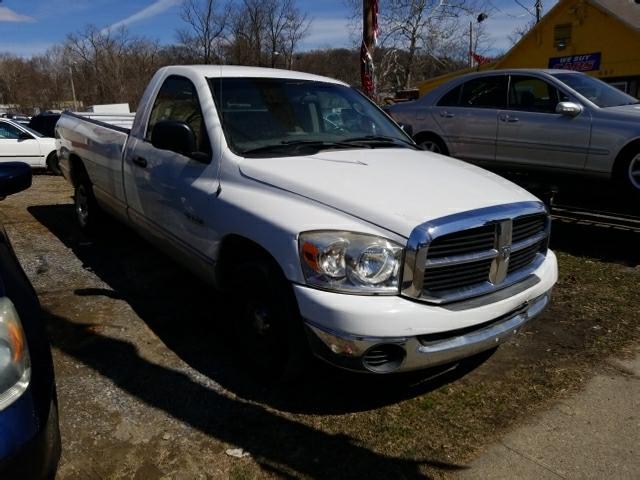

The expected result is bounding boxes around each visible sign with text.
[548,52,601,72]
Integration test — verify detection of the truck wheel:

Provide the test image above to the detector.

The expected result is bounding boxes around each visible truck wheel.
[74,174,100,233]
[46,152,61,176]
[231,259,308,382]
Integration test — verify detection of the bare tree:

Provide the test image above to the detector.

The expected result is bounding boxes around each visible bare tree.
[345,0,488,91]
[508,18,536,46]
[228,0,310,68]
[178,0,230,64]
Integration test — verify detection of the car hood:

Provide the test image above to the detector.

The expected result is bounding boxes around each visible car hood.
[238,148,538,237]
[599,104,640,119]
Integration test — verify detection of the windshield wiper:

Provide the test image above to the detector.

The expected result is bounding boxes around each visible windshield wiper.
[341,135,417,149]
[241,139,372,156]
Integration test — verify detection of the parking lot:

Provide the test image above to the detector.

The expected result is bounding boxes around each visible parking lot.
[2,174,639,479]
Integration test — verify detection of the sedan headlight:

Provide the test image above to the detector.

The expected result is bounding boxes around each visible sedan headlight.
[299,231,403,294]
[0,297,31,411]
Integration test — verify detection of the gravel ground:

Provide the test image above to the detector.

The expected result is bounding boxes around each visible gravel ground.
[1,175,639,480]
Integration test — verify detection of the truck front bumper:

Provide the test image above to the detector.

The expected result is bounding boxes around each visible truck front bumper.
[294,250,557,374]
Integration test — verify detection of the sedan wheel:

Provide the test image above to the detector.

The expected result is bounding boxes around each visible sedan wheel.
[419,139,442,154]
[628,153,640,191]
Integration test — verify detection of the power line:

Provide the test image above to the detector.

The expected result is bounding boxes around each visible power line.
[514,0,536,17]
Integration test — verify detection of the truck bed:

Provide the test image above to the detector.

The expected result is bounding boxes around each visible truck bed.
[57,111,131,212]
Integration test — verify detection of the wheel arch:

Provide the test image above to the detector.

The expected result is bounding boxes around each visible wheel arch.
[612,137,640,180]
[68,153,88,187]
[413,131,449,155]
[214,233,290,290]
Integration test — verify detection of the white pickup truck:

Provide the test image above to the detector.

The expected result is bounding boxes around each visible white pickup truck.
[56,66,558,379]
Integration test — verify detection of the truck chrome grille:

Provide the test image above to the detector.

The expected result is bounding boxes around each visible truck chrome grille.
[427,225,495,259]
[424,257,493,292]
[401,202,550,304]
[512,214,546,243]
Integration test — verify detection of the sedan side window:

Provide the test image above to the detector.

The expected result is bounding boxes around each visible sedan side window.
[437,85,463,107]
[509,76,560,113]
[146,75,212,158]
[458,76,508,109]
[0,122,22,140]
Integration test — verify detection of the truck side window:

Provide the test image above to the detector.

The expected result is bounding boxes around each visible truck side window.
[146,75,212,157]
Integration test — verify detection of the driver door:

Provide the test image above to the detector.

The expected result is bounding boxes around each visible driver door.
[124,75,220,273]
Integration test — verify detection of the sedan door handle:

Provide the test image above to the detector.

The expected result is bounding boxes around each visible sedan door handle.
[440,111,455,118]
[132,156,147,168]
[500,114,519,123]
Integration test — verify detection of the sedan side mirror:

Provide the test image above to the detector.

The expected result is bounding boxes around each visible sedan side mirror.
[151,120,196,157]
[556,102,582,117]
[0,162,32,200]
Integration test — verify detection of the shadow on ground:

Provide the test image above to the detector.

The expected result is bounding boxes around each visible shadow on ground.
[549,220,640,267]
[27,203,496,477]
[44,310,471,479]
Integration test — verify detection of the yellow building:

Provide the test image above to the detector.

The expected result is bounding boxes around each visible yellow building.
[417,0,640,97]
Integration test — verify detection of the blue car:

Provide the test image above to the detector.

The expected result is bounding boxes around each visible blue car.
[0,163,60,479]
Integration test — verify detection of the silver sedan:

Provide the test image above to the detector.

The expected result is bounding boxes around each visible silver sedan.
[387,69,640,194]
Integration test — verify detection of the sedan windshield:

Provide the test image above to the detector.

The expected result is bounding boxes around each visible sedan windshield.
[552,73,639,108]
[20,124,43,138]
[209,77,415,157]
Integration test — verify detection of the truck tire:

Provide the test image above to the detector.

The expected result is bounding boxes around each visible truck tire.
[231,259,308,382]
[74,173,101,233]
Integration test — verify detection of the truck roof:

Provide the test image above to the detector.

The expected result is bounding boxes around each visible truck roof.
[157,65,348,86]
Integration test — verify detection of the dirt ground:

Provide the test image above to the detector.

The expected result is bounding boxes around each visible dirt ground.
[1,175,639,479]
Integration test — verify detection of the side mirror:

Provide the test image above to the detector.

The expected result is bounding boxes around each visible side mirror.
[18,131,33,141]
[556,102,582,117]
[151,120,196,157]
[0,162,32,199]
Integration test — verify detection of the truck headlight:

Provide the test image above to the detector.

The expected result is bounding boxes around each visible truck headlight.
[299,231,403,294]
[0,298,31,411]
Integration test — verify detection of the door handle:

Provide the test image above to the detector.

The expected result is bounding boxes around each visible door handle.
[440,111,455,118]
[132,156,147,168]
[500,114,519,123]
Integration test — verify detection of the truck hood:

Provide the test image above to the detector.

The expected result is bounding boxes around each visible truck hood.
[239,148,537,238]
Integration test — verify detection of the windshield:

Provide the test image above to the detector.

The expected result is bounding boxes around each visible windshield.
[552,73,639,108]
[209,77,415,157]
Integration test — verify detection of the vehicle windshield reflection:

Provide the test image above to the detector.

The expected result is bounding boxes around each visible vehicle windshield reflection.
[208,77,415,157]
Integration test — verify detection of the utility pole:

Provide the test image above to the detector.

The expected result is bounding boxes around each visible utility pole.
[469,21,473,68]
[535,0,542,22]
[68,66,78,111]
[361,0,377,98]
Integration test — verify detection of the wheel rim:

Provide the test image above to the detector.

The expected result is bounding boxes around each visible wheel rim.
[420,140,441,153]
[629,154,640,190]
[75,185,89,227]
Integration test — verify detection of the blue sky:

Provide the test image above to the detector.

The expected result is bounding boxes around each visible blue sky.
[0,0,558,58]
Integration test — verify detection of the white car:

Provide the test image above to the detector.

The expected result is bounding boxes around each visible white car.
[0,119,58,171]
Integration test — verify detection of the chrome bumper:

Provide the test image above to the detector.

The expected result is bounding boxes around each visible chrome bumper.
[305,292,550,374]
